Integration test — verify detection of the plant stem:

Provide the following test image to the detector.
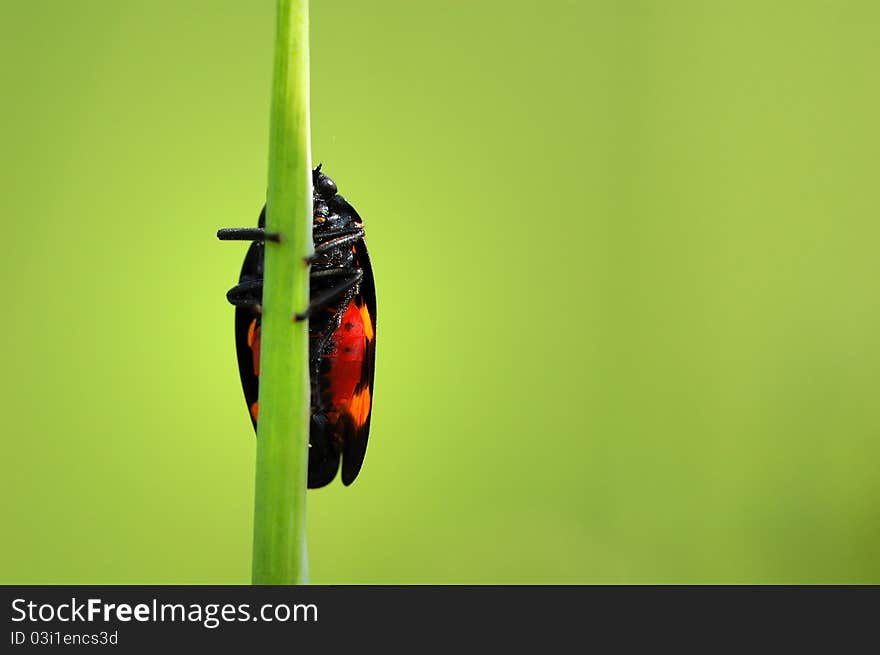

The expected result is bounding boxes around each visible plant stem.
[252,0,312,585]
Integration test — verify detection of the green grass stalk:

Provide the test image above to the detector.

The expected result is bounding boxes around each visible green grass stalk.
[251,0,312,585]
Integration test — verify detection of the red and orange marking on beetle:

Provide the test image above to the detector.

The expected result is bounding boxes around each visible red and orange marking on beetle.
[218,166,376,487]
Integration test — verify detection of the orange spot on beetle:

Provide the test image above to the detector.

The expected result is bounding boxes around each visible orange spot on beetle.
[250,322,261,376]
[347,387,372,427]
[360,303,374,342]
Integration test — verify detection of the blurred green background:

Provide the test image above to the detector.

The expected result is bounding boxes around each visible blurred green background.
[2,0,879,584]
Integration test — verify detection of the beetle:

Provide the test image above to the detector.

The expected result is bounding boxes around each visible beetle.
[217,165,376,487]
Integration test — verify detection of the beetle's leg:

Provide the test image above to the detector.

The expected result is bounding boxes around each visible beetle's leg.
[228,267,361,314]
[226,278,263,307]
[217,228,280,242]
[307,228,365,264]
[314,226,364,242]
[295,268,363,322]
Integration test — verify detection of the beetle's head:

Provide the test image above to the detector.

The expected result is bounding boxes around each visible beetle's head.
[313,164,338,201]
